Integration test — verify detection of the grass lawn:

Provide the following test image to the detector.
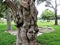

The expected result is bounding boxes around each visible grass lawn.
[36,20,60,45]
[0,20,60,45]
[0,32,16,45]
[0,21,16,45]
[0,21,16,31]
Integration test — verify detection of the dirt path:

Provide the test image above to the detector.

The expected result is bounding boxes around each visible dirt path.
[6,27,54,36]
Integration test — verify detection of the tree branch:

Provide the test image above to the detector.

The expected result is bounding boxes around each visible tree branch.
[46,1,55,9]
[57,4,60,6]
[3,0,18,13]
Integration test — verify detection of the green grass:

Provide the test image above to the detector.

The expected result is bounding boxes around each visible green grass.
[0,21,16,31]
[37,20,55,27]
[36,21,60,45]
[0,32,16,45]
[0,21,16,45]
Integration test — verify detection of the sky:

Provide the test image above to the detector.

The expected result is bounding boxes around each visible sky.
[35,0,60,17]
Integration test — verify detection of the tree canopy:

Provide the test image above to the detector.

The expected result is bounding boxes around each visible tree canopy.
[0,0,7,18]
[41,9,55,21]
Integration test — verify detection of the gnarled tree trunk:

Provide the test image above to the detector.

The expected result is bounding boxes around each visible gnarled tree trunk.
[4,0,39,45]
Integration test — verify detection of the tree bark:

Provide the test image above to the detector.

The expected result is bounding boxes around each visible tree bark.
[55,0,58,25]
[6,8,12,31]
[4,0,39,45]
[55,9,58,25]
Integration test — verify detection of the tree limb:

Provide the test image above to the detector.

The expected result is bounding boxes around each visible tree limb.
[46,1,55,9]
[3,0,18,13]
[57,4,60,6]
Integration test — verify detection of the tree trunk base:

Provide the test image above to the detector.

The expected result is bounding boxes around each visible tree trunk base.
[13,41,38,45]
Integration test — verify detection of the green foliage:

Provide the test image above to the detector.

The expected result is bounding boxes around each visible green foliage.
[41,9,55,20]
[0,0,7,18]
[0,14,4,18]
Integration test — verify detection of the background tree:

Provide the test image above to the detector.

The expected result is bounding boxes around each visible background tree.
[41,9,55,22]
[0,0,12,31]
[0,0,6,19]
[45,0,60,25]
[5,0,18,31]
[6,8,12,31]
